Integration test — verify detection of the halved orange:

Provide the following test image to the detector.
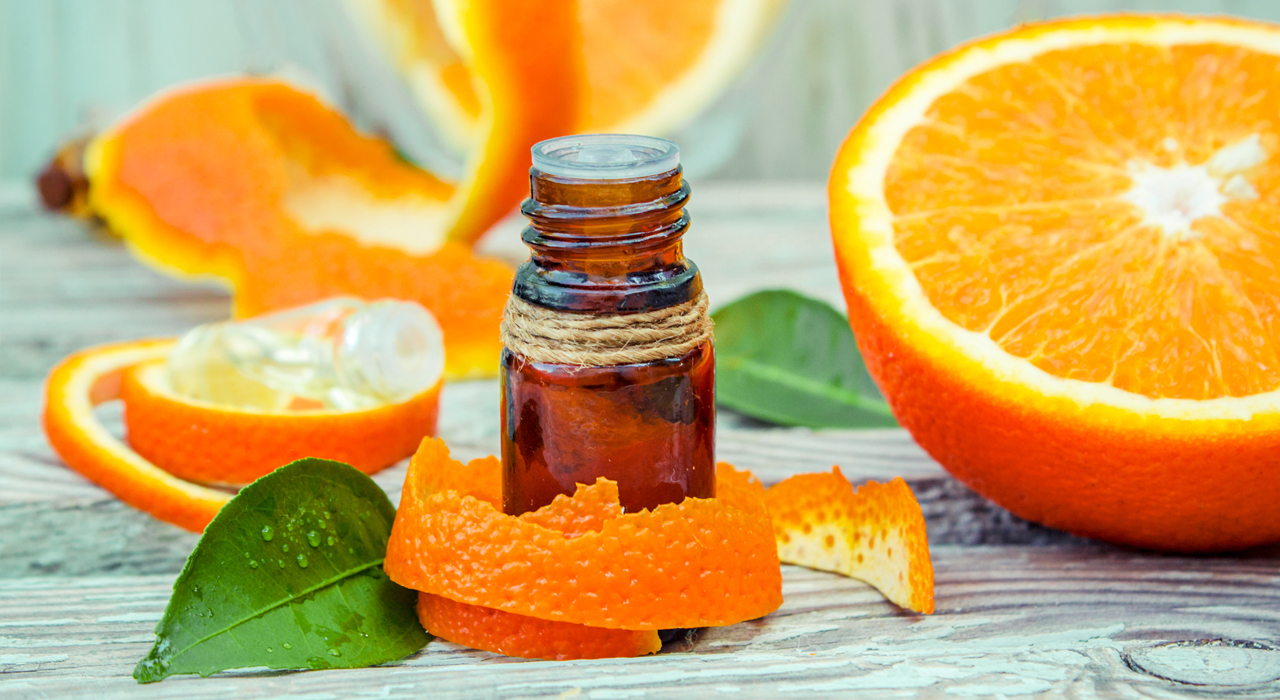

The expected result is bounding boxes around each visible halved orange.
[830,15,1280,551]
[346,0,788,150]
[43,339,441,532]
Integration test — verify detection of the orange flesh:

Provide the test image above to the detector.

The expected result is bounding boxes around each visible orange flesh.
[579,0,719,127]
[887,42,1280,400]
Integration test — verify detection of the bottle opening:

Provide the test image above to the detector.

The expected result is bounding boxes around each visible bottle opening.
[532,134,679,180]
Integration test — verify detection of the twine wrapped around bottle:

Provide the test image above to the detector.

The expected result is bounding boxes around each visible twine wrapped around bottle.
[501,291,713,366]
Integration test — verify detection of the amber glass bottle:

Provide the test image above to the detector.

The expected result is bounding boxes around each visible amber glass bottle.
[501,135,715,516]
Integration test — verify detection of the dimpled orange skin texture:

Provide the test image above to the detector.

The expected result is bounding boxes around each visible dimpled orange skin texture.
[121,360,440,486]
[766,469,933,614]
[830,15,1280,552]
[87,79,515,378]
[385,438,783,631]
[419,478,659,660]
[417,593,661,661]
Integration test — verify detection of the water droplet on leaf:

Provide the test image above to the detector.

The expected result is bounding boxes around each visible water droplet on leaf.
[328,648,341,657]
[261,525,274,541]
[297,554,309,568]
[249,560,259,569]
[283,642,292,650]
[326,536,335,546]
[307,531,320,547]
[282,544,290,553]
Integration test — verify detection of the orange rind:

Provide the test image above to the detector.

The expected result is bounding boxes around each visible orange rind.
[43,340,231,532]
[385,438,783,632]
[84,79,515,378]
[417,593,661,661]
[766,469,934,614]
[43,339,441,531]
[122,359,440,487]
[347,0,788,151]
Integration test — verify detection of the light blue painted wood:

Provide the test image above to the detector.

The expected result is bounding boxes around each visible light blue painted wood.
[5,0,1280,182]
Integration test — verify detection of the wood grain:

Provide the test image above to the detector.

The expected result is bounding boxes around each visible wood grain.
[3,182,1279,698]
[2,549,1278,698]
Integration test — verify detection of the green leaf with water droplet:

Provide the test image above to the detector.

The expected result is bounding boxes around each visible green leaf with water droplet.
[713,290,897,429]
[134,458,428,683]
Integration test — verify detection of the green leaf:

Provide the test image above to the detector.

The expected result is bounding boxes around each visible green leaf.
[712,289,898,429]
[134,458,428,683]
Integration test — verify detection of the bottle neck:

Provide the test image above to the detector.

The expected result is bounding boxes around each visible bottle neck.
[513,166,700,314]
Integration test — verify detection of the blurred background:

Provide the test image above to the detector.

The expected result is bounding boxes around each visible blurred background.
[4,0,1280,185]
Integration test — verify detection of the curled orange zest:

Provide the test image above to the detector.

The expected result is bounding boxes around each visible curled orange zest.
[385,438,783,632]
[417,593,661,661]
[766,469,934,614]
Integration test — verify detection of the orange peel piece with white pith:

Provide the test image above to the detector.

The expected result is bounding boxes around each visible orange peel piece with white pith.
[43,339,441,532]
[766,468,935,614]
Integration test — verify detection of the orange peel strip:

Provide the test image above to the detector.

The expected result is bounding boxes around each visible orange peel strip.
[122,359,439,486]
[417,593,661,661]
[766,468,934,614]
[43,339,441,532]
[385,438,783,631]
[42,339,231,532]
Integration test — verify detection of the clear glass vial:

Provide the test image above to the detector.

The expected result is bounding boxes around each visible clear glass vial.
[168,297,444,411]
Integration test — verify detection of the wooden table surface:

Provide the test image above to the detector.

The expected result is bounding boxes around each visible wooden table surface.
[2,182,1278,699]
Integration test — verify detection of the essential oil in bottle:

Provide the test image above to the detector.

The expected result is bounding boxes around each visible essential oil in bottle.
[167,297,444,411]
[501,134,715,516]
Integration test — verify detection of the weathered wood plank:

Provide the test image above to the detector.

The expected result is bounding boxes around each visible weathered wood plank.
[1,549,1277,698]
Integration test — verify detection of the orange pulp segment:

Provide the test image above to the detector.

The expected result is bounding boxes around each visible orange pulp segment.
[883,19,1280,400]
[766,469,934,614]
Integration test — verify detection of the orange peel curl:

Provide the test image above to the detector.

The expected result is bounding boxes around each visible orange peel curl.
[385,438,783,632]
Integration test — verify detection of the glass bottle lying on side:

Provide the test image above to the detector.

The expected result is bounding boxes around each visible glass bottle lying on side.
[502,134,715,516]
[167,297,444,411]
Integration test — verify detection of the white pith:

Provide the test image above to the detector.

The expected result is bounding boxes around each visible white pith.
[842,20,1280,420]
[1122,134,1265,242]
[284,172,450,255]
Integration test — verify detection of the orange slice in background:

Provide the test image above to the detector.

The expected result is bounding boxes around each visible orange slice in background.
[85,1,585,377]
[831,15,1280,552]
[345,0,788,151]
[766,469,933,614]
[85,79,515,378]
[43,339,441,532]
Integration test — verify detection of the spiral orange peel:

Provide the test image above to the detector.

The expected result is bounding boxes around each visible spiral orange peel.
[43,338,441,532]
[385,439,784,633]
[417,593,661,661]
